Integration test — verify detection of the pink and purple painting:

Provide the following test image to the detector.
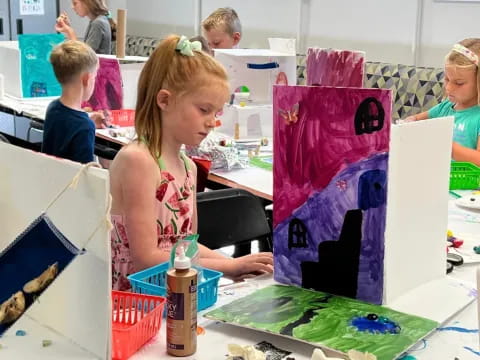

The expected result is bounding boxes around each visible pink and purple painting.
[306,48,365,88]
[273,85,392,304]
[82,57,123,111]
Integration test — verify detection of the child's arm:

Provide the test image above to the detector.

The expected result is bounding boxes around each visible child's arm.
[452,138,480,166]
[116,147,170,271]
[404,111,429,122]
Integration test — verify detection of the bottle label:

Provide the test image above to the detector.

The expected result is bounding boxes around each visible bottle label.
[167,343,185,350]
[167,291,184,320]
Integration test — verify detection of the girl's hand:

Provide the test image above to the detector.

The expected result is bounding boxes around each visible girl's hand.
[55,13,73,36]
[89,111,111,129]
[56,12,70,26]
[228,252,274,281]
[404,115,417,122]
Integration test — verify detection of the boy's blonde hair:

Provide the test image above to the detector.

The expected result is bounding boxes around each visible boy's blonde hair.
[135,34,228,158]
[202,7,241,36]
[445,38,480,104]
[50,40,98,85]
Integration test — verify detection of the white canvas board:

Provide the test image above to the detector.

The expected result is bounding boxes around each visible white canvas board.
[268,38,296,55]
[0,142,110,251]
[0,42,22,98]
[118,62,145,109]
[0,142,111,359]
[214,48,296,104]
[7,249,111,358]
[388,275,476,324]
[383,117,454,304]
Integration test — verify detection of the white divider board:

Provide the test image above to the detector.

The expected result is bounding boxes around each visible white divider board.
[0,41,22,98]
[384,117,453,304]
[388,275,476,324]
[118,62,145,109]
[0,143,111,359]
[214,48,296,104]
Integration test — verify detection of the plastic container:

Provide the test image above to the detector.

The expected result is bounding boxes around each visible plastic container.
[450,162,480,190]
[128,262,222,311]
[110,109,135,127]
[112,290,166,360]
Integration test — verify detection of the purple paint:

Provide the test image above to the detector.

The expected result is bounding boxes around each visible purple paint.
[82,57,123,111]
[272,85,391,304]
[273,153,388,304]
[306,48,365,87]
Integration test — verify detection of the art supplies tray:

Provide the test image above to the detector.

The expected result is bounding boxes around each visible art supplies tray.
[128,262,222,311]
[112,291,165,360]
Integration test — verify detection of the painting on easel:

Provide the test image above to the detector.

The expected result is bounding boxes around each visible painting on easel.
[205,285,438,360]
[82,57,123,111]
[18,34,65,98]
[273,85,391,305]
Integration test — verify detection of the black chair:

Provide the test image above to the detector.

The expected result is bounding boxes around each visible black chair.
[196,188,272,254]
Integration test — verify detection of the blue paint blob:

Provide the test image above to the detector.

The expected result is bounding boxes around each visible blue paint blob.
[398,356,417,360]
[437,326,479,333]
[464,346,480,356]
[351,314,401,334]
[358,169,386,210]
[15,330,26,336]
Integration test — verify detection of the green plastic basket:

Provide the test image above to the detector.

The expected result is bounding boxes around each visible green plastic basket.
[450,162,480,190]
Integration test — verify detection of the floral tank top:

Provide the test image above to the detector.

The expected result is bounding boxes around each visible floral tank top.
[111,153,195,291]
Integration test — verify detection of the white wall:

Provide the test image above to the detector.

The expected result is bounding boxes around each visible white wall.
[70,0,480,68]
[421,0,480,67]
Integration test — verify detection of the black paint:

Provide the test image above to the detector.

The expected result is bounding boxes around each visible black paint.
[301,209,363,298]
[354,97,385,135]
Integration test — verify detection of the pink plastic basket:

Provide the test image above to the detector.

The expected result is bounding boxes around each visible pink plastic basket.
[111,290,165,360]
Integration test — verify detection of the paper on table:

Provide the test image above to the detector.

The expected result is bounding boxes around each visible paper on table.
[211,166,272,197]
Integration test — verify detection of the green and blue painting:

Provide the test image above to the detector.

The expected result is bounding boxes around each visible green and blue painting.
[205,285,438,360]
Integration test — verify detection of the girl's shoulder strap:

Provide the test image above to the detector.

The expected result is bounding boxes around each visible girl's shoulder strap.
[180,152,191,172]
[157,153,191,172]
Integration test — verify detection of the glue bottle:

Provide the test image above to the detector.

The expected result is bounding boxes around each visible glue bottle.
[166,246,197,356]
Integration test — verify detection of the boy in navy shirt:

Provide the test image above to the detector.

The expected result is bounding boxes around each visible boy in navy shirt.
[42,40,98,163]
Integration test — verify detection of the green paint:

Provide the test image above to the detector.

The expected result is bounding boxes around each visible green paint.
[249,156,273,171]
[205,285,437,360]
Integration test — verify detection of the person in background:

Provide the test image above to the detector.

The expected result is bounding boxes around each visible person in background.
[202,7,241,51]
[55,0,116,55]
[406,38,480,166]
[190,35,213,55]
[108,35,273,291]
[42,41,98,164]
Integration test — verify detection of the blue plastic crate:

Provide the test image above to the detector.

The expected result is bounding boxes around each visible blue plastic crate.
[128,262,223,311]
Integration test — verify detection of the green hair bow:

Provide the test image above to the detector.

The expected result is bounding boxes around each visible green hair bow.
[176,35,202,57]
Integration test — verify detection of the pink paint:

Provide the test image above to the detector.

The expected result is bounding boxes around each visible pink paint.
[82,57,123,111]
[306,48,365,88]
[273,86,391,226]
